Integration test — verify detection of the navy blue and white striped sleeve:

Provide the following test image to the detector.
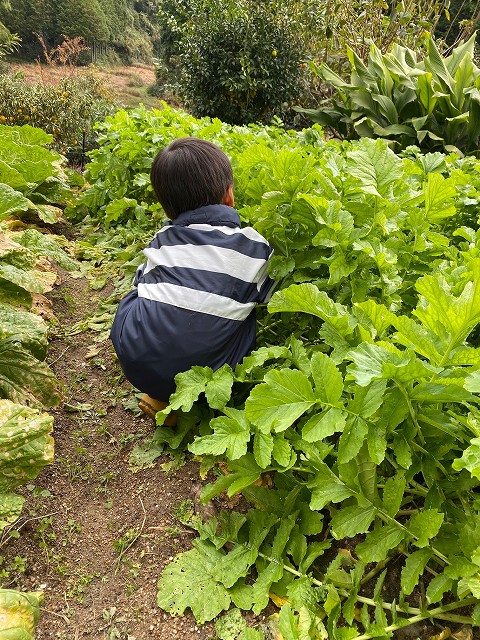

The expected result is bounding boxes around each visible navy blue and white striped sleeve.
[256,248,275,302]
[133,262,146,287]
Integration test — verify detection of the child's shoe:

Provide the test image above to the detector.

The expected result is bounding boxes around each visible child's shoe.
[138,394,177,426]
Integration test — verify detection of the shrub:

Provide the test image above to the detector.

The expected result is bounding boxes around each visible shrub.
[0,0,54,59]
[177,1,303,124]
[0,71,115,155]
[154,0,447,120]
[435,0,480,47]
[300,0,446,62]
[110,28,154,65]
[150,58,171,89]
[291,0,448,112]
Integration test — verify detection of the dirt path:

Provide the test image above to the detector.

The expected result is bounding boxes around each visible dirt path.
[3,271,214,639]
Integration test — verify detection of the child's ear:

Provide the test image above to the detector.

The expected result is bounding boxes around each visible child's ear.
[223,185,234,207]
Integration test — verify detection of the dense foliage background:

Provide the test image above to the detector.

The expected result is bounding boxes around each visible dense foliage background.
[2,0,480,123]
[0,0,160,63]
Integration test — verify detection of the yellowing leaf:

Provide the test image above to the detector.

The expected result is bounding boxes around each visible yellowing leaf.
[0,589,43,638]
[269,592,288,607]
[35,204,63,224]
[0,340,60,407]
[0,400,54,495]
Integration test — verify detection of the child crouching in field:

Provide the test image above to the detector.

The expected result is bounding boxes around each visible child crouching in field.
[110,137,274,420]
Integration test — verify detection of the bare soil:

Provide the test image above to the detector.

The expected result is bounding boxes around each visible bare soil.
[3,270,216,639]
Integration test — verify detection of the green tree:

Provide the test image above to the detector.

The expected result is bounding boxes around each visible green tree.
[0,0,54,55]
[157,0,192,65]
[94,0,154,62]
[100,0,133,42]
[0,21,20,60]
[0,0,157,63]
[56,0,110,43]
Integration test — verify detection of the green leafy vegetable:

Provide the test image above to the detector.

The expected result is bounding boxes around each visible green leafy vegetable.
[157,541,231,623]
[75,105,480,638]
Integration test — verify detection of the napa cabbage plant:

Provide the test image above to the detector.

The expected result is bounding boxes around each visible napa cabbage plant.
[0,233,65,407]
[0,123,82,224]
[0,122,77,638]
[0,124,79,407]
[0,589,43,640]
[0,400,54,529]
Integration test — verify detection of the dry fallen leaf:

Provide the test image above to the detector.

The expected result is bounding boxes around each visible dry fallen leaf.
[0,233,26,255]
[429,627,451,640]
[265,613,282,640]
[338,548,356,567]
[452,625,473,640]
[253,472,274,488]
[31,293,57,322]
[4,219,27,231]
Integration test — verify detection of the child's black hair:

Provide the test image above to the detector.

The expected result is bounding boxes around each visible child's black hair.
[150,137,234,219]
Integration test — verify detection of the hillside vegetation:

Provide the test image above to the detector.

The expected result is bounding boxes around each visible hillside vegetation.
[0,0,160,64]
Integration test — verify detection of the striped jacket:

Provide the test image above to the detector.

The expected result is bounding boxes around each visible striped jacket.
[110,204,274,401]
